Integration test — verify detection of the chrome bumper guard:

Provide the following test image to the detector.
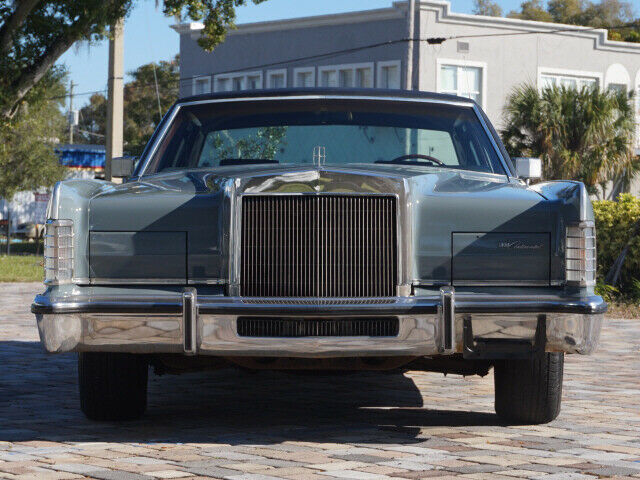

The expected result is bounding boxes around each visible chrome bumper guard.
[32,288,606,358]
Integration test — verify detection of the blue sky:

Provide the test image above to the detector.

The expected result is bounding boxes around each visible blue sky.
[57,0,525,108]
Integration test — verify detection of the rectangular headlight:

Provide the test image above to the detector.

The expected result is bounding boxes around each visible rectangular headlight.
[44,219,74,285]
[566,222,596,286]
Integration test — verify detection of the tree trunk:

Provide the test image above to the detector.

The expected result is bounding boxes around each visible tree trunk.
[6,209,10,256]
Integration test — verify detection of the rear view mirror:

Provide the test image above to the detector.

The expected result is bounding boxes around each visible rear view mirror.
[514,157,542,183]
[109,156,136,180]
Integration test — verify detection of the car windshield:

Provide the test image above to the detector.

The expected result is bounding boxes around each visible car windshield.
[143,98,507,176]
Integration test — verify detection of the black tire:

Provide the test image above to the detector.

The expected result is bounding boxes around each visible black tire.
[494,352,563,424]
[78,352,148,421]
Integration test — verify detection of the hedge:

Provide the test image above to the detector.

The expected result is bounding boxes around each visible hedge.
[593,194,640,294]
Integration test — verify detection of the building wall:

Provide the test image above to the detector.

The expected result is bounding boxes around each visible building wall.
[178,9,408,98]
[417,2,640,130]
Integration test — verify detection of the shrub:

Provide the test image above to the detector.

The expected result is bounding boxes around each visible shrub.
[593,194,640,296]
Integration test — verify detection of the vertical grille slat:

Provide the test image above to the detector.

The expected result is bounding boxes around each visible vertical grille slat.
[240,195,397,297]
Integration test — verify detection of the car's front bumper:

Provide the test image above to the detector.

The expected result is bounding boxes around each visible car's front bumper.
[32,287,606,358]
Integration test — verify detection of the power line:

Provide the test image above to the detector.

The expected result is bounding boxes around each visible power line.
[47,19,640,102]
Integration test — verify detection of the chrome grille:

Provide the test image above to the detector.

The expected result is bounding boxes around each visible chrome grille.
[237,317,399,337]
[240,195,398,297]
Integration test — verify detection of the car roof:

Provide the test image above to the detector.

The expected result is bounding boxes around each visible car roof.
[176,87,477,107]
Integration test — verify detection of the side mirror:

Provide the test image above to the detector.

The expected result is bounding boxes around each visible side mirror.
[514,157,542,183]
[108,156,136,180]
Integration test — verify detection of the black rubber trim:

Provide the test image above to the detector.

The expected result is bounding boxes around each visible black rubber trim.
[32,294,607,316]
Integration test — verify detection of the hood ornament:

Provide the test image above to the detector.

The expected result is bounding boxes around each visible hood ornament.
[313,146,326,167]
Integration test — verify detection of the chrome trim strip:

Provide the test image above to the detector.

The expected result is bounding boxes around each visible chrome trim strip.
[89,278,187,285]
[452,280,551,287]
[187,279,227,285]
[472,104,512,179]
[32,293,608,316]
[137,95,476,177]
[182,288,197,355]
[440,287,455,353]
[139,104,180,179]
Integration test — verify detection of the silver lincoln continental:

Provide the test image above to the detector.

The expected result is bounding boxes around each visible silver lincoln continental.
[33,89,605,423]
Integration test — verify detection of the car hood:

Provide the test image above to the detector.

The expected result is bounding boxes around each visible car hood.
[88,164,555,285]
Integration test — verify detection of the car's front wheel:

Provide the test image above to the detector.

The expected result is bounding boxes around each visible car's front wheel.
[78,352,148,421]
[494,352,563,424]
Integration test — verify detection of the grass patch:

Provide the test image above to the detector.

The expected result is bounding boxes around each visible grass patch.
[0,255,43,282]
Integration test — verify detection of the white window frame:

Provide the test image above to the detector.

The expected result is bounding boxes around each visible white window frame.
[192,76,211,96]
[436,58,487,109]
[213,71,263,92]
[293,67,316,88]
[267,69,288,89]
[537,67,602,91]
[376,60,402,89]
[318,62,375,88]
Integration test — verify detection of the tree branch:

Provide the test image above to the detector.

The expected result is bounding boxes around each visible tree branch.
[0,0,42,54]
[1,30,78,119]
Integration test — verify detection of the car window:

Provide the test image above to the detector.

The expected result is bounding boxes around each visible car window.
[144,100,506,176]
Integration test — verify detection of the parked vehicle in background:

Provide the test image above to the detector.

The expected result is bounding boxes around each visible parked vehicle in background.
[33,89,606,424]
[13,223,44,241]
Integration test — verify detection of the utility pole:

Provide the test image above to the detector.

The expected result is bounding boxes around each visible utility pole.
[68,81,75,144]
[405,0,416,91]
[105,18,124,182]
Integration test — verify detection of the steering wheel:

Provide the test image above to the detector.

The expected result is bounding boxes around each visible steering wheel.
[383,154,445,166]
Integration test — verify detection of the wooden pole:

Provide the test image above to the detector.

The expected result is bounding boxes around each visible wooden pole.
[105,19,124,182]
[405,0,416,91]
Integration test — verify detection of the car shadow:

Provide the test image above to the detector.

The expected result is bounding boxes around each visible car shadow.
[0,341,502,445]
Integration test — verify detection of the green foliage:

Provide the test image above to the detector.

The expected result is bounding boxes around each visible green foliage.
[0,0,133,119]
[162,0,268,52]
[209,127,288,160]
[0,255,42,282]
[501,84,638,195]
[0,66,67,202]
[473,0,503,17]
[595,280,620,303]
[507,0,553,21]
[507,0,639,42]
[0,0,269,120]
[78,57,179,156]
[593,194,640,295]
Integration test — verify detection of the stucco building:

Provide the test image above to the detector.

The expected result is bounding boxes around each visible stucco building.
[172,0,640,194]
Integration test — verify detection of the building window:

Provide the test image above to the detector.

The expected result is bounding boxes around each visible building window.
[215,77,231,92]
[214,71,263,92]
[439,64,483,104]
[193,76,211,96]
[267,69,287,89]
[540,73,598,90]
[608,83,627,94]
[318,63,374,88]
[294,68,315,87]
[377,61,401,89]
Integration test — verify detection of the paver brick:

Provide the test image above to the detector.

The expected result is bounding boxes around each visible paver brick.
[0,284,638,480]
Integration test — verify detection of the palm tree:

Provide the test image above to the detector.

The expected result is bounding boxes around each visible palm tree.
[501,84,639,198]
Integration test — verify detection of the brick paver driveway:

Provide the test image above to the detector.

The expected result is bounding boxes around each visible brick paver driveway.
[1,283,639,480]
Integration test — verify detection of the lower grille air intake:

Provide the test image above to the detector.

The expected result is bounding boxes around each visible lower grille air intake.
[240,195,398,297]
[237,317,399,338]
